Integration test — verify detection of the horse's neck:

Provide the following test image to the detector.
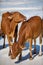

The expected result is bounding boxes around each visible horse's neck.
[18,32,25,48]
[10,22,17,30]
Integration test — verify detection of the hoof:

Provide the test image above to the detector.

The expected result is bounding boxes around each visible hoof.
[3,45,5,48]
[29,56,33,60]
[29,57,33,60]
[39,53,42,56]
[34,51,36,54]
[34,49,36,54]
[19,57,22,60]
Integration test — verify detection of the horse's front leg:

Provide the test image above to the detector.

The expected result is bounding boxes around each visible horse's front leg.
[39,33,42,56]
[34,38,36,54]
[14,33,17,42]
[19,51,22,60]
[7,36,13,56]
[29,38,33,60]
[3,34,5,48]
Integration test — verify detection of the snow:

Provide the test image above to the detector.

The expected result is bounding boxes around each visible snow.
[0,37,43,65]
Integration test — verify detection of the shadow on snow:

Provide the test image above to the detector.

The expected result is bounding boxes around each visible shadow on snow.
[15,42,43,63]
[0,37,43,63]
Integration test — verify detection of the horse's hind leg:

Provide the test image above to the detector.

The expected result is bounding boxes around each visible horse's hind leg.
[29,38,33,60]
[39,33,42,56]
[19,51,22,60]
[34,38,36,54]
[3,34,5,48]
[7,36,13,56]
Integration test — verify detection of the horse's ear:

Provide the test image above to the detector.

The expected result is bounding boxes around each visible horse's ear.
[8,16,13,19]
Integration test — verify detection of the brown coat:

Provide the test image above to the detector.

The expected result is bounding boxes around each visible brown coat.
[1,11,26,36]
[1,11,26,55]
[11,16,42,59]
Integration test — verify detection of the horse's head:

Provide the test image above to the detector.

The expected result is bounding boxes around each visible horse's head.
[11,42,22,59]
[8,12,26,23]
[2,12,12,19]
[10,41,26,59]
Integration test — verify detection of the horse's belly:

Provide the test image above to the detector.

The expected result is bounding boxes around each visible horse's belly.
[33,31,40,38]
[29,21,41,39]
[33,24,41,38]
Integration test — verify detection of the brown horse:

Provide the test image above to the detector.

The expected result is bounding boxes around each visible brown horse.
[0,12,12,48]
[1,11,26,56]
[10,16,42,60]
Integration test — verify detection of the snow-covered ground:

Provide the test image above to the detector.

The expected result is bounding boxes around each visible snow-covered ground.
[0,37,43,65]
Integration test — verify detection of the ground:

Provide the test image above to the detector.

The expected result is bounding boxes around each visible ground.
[0,37,43,65]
